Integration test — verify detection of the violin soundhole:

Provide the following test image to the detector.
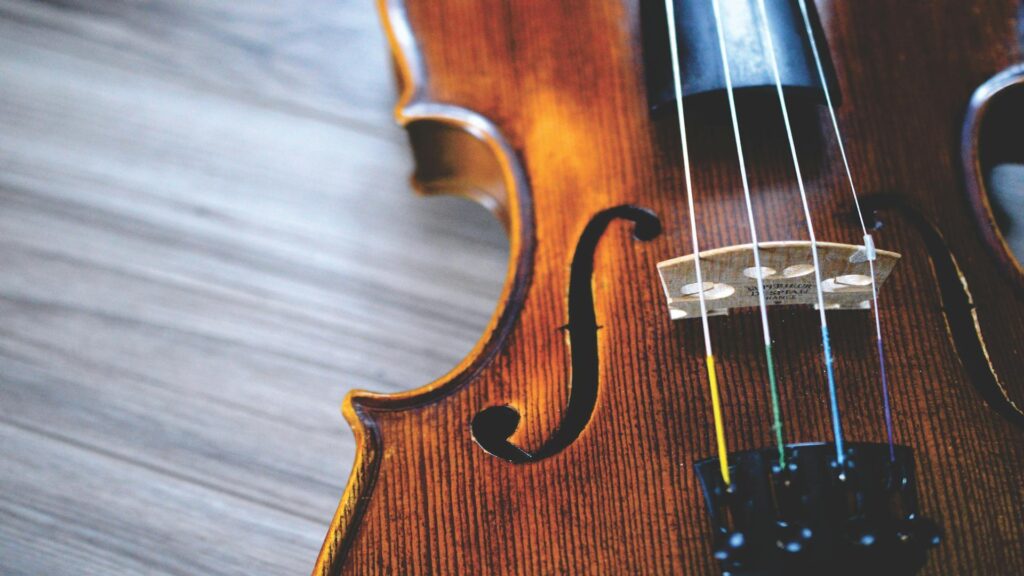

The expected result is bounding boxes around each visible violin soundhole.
[471,206,661,462]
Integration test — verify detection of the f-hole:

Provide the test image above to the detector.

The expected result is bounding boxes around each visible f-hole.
[471,206,662,462]
[862,195,1024,430]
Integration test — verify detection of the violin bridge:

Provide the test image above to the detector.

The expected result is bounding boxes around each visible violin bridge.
[656,241,900,320]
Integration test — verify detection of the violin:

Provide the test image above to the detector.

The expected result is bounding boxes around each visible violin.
[315,0,1024,573]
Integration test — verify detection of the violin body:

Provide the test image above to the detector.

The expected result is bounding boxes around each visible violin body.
[316,1,1024,573]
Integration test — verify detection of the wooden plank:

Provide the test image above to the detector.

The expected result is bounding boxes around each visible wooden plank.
[0,0,396,129]
[0,421,320,575]
[0,2,508,573]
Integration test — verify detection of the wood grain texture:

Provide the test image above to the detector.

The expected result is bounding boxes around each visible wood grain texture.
[0,1,508,574]
[316,0,1024,574]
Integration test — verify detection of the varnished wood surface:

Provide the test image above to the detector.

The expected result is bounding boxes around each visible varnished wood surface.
[317,0,1024,574]
[0,1,508,574]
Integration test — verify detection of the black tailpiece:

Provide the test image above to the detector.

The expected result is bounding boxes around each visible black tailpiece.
[695,442,942,576]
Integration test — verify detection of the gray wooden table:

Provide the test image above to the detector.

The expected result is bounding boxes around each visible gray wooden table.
[0,1,507,573]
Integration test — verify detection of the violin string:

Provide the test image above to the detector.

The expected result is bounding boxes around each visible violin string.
[664,0,732,486]
[709,0,787,468]
[754,0,845,464]
[795,0,895,462]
